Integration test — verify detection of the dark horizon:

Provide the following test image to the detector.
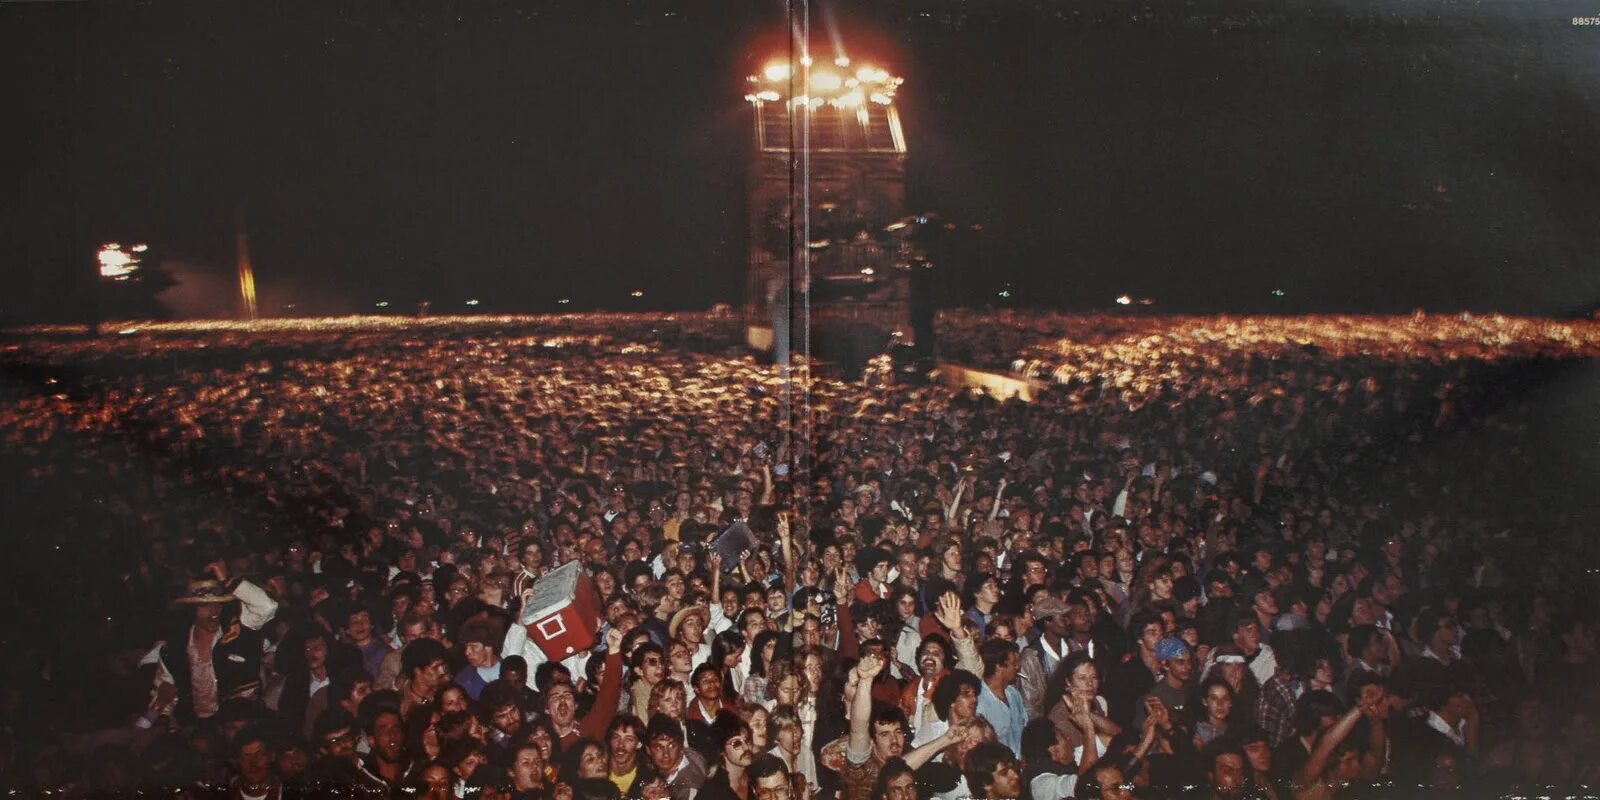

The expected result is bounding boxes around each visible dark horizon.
[5,0,1600,323]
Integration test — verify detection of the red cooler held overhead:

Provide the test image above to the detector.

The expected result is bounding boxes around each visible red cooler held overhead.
[518,561,600,660]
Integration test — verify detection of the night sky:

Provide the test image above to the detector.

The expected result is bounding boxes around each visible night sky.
[4,0,1600,321]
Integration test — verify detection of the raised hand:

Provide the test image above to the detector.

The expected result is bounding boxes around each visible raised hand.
[1066,693,1095,731]
[854,653,885,682]
[935,592,965,635]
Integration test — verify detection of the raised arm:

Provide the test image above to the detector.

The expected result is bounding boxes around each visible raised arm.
[934,593,982,675]
[846,654,885,759]
[835,566,859,659]
[778,513,795,596]
[988,478,1008,521]
[578,627,626,740]
[1301,705,1363,785]
[944,476,968,525]
[1066,694,1102,774]
[904,720,968,770]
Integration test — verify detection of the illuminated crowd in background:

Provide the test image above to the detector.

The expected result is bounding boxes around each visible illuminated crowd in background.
[0,312,1598,798]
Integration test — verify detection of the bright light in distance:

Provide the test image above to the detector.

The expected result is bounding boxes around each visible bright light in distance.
[747,57,900,106]
[861,267,875,275]
[810,71,842,91]
[1116,295,1133,306]
[856,66,890,83]
[1271,289,1286,297]
[999,290,1012,298]
[466,299,480,306]
[630,290,644,297]
[98,243,138,279]
[130,244,149,253]
[376,301,390,308]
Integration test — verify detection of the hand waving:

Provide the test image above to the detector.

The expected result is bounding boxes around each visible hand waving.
[934,592,965,635]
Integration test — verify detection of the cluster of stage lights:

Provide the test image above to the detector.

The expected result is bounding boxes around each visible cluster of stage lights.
[98,243,148,280]
[744,54,902,110]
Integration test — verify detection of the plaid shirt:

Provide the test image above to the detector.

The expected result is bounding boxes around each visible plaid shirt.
[1257,672,1299,747]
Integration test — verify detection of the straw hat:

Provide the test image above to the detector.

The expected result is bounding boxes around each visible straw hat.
[668,605,710,640]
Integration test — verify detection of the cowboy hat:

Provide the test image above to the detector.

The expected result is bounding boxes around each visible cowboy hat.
[172,577,236,605]
[668,605,710,640]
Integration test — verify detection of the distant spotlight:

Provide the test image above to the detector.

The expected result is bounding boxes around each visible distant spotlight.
[630,290,644,297]
[1115,295,1133,306]
[763,62,790,81]
[833,90,864,108]
[810,71,842,91]
[558,298,571,305]
[1271,289,1286,297]
[130,244,149,253]
[117,327,140,335]
[800,54,814,67]
[283,304,297,310]
[998,290,1012,299]
[376,301,390,308]
[834,55,850,67]
[465,299,480,306]
[98,243,139,279]
[860,267,875,275]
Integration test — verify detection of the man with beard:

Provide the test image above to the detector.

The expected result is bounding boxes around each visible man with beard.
[607,714,648,797]
[900,595,983,728]
[398,638,452,720]
[842,654,906,800]
[697,714,757,800]
[481,681,526,769]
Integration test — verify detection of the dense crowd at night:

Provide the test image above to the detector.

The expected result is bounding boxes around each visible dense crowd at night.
[1,312,1598,799]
